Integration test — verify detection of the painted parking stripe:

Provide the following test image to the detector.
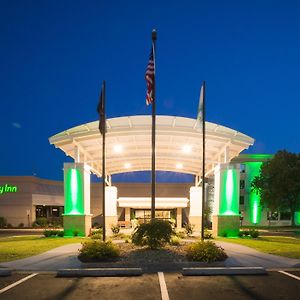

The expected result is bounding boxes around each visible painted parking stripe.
[0,273,38,295]
[278,271,300,281]
[158,272,170,300]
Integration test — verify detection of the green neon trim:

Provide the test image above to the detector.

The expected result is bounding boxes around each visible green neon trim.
[295,212,300,226]
[245,162,262,224]
[64,168,84,215]
[220,168,239,216]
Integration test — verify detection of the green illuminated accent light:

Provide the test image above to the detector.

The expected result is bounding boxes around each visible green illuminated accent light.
[295,212,300,226]
[220,169,239,216]
[64,168,84,215]
[245,162,262,224]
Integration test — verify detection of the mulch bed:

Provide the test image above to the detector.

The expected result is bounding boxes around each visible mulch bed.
[78,241,226,272]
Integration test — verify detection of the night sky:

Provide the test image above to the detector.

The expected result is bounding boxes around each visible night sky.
[1,1,300,182]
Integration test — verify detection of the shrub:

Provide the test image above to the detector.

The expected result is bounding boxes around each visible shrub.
[34,217,48,228]
[184,223,194,236]
[73,229,80,237]
[170,236,181,246]
[204,229,213,239]
[238,231,244,237]
[79,240,120,260]
[0,217,7,228]
[43,229,56,237]
[221,231,228,237]
[7,223,13,228]
[249,229,259,238]
[91,229,103,239]
[91,234,102,240]
[186,241,228,262]
[18,223,24,228]
[176,231,186,239]
[111,224,120,235]
[57,231,64,237]
[43,229,64,237]
[244,230,250,236]
[132,219,174,249]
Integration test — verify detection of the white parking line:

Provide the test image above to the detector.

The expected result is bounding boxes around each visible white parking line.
[0,273,38,294]
[278,270,300,281]
[158,272,170,300]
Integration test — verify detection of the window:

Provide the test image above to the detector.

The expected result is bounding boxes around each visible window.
[239,196,244,205]
[240,180,245,190]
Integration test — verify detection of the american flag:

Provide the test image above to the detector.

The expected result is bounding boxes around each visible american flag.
[145,45,155,105]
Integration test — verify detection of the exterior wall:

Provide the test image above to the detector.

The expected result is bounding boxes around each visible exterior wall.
[0,176,63,227]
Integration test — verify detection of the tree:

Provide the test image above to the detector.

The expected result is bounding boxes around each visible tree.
[252,150,300,226]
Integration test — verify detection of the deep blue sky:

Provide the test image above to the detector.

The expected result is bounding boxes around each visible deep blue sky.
[1,0,300,181]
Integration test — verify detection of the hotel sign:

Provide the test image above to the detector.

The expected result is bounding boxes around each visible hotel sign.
[0,184,18,195]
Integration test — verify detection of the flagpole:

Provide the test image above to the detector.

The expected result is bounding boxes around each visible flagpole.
[201,81,206,241]
[151,29,157,220]
[101,80,106,242]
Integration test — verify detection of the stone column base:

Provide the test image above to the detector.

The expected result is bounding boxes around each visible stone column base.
[105,216,118,236]
[63,214,92,237]
[189,216,202,233]
[212,215,240,237]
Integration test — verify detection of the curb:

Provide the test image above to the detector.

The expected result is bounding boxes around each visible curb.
[0,268,12,277]
[182,267,267,276]
[57,267,143,277]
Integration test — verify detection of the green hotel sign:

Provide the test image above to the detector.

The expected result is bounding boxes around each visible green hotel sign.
[0,184,18,195]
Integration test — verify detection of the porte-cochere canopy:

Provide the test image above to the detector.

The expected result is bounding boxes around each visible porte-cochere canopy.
[49,115,254,177]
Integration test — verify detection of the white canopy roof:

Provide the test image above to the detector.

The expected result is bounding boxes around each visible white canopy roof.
[49,115,254,177]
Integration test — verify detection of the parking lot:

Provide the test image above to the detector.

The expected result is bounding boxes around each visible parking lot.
[0,270,299,300]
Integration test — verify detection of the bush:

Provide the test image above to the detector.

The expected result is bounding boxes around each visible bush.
[170,236,181,246]
[238,231,244,237]
[132,219,175,249]
[249,229,259,238]
[0,217,7,228]
[18,223,24,228]
[34,217,48,228]
[176,231,186,239]
[73,229,80,237]
[57,231,64,237]
[184,223,194,236]
[186,241,228,262]
[91,229,103,240]
[43,229,57,237]
[111,224,120,235]
[79,240,120,260]
[204,229,213,239]
[43,229,64,237]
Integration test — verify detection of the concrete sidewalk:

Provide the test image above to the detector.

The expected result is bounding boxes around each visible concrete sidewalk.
[0,241,300,272]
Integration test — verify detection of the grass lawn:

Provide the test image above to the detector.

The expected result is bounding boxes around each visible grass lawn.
[0,235,87,262]
[218,236,300,259]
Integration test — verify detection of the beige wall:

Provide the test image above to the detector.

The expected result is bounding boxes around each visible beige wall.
[0,176,193,227]
[0,176,63,226]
